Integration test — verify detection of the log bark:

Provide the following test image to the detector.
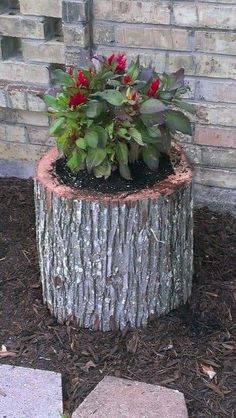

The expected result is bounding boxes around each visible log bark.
[34,146,193,331]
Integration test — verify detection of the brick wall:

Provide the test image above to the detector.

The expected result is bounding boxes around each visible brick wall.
[0,0,235,213]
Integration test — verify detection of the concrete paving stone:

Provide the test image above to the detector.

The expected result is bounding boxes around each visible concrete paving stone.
[72,376,189,418]
[0,365,63,418]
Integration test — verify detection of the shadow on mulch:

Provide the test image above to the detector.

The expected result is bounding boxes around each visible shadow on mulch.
[0,178,235,418]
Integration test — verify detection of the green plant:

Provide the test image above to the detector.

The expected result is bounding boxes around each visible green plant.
[45,53,195,180]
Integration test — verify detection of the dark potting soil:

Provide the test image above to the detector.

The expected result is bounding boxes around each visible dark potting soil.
[54,153,175,194]
[0,178,236,418]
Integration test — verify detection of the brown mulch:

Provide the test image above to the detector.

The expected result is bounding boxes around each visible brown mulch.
[0,178,236,418]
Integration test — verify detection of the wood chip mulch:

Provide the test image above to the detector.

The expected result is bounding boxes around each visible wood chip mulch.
[0,178,235,417]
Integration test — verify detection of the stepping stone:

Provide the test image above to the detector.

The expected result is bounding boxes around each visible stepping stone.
[72,376,188,418]
[0,365,63,418]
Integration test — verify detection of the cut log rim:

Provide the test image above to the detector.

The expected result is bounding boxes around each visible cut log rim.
[35,143,193,203]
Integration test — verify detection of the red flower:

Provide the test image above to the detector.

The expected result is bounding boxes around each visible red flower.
[130,90,138,101]
[107,53,115,66]
[67,66,74,76]
[123,74,132,84]
[116,53,126,72]
[148,78,160,97]
[107,53,127,72]
[69,92,87,108]
[76,70,90,88]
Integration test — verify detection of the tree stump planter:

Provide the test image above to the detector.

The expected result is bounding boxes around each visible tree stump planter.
[34,144,193,331]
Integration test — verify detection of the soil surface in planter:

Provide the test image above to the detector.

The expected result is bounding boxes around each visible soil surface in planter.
[0,178,236,418]
[54,153,175,194]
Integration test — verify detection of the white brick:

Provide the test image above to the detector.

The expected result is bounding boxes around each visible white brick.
[93,1,170,24]
[195,55,236,79]
[27,91,47,112]
[0,88,7,108]
[0,61,50,84]
[198,4,236,30]
[5,109,49,127]
[22,40,65,64]
[182,78,195,99]
[20,0,62,18]
[0,141,50,161]
[27,126,54,145]
[196,103,236,127]
[173,3,236,30]
[201,147,236,169]
[173,3,198,26]
[196,80,236,103]
[0,124,6,141]
[7,88,27,110]
[0,14,45,39]
[195,167,236,189]
[195,31,236,55]
[5,124,27,143]
[63,24,90,47]
[183,143,236,169]
[115,26,190,50]
[169,53,195,76]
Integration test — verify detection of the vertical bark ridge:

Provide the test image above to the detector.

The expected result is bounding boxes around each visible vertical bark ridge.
[35,180,193,331]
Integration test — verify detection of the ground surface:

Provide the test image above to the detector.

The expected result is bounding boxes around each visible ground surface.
[0,178,235,418]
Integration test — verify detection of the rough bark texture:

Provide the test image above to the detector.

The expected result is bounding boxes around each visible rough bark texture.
[34,151,193,331]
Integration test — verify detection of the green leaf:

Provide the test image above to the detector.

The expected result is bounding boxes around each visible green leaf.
[67,149,85,171]
[66,119,79,130]
[100,71,114,80]
[173,100,196,114]
[159,91,175,101]
[127,56,140,80]
[54,69,75,87]
[135,121,161,145]
[49,117,65,135]
[138,67,153,83]
[84,130,99,148]
[86,100,104,118]
[141,112,166,127]
[119,162,132,180]
[142,145,160,171]
[165,110,192,135]
[94,90,124,106]
[155,127,172,155]
[106,122,114,138]
[106,80,121,87]
[140,99,166,114]
[116,141,129,165]
[168,68,185,90]
[147,126,161,138]
[76,138,87,150]
[57,93,68,108]
[117,128,130,140]
[87,119,93,128]
[129,127,145,146]
[93,160,112,179]
[57,133,71,154]
[93,125,108,147]
[86,148,107,172]
[122,121,132,128]
[44,95,63,111]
